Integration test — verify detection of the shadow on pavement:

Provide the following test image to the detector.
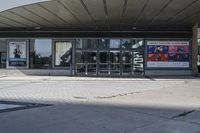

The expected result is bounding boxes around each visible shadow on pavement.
[0,100,199,133]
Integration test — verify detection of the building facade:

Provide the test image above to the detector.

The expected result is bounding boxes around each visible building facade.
[0,0,199,76]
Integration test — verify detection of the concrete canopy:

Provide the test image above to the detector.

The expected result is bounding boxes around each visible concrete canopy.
[0,0,199,30]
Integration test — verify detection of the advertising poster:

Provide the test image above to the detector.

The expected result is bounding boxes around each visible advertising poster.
[8,41,27,67]
[55,42,72,67]
[147,41,190,68]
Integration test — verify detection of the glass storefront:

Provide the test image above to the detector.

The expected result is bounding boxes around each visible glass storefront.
[75,39,144,76]
[0,39,6,69]
[0,38,192,76]
[198,39,200,72]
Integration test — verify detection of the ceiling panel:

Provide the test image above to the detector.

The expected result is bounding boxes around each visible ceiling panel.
[0,11,37,27]
[10,7,53,27]
[0,0,199,29]
[40,1,80,27]
[60,0,96,28]
[24,4,67,27]
[150,0,198,26]
[106,0,124,27]
[84,0,107,28]
[0,16,26,27]
[0,22,10,27]
[135,0,172,26]
[168,1,200,25]
[122,0,147,27]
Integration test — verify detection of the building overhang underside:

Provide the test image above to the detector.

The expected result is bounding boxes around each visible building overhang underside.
[0,0,199,36]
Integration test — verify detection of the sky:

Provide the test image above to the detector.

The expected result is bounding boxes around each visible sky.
[0,0,51,12]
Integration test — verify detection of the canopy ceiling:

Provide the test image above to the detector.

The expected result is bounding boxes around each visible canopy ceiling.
[0,0,199,30]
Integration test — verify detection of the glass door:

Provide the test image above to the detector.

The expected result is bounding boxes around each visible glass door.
[122,51,133,75]
[109,50,120,76]
[99,51,109,76]
[76,51,97,76]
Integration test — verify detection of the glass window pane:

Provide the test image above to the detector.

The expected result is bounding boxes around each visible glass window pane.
[110,39,120,48]
[32,39,52,69]
[110,51,120,63]
[76,51,84,63]
[55,42,72,67]
[0,39,7,68]
[76,39,99,49]
[122,52,132,63]
[198,39,200,70]
[122,39,143,49]
[85,52,97,63]
[99,39,109,49]
[99,52,109,63]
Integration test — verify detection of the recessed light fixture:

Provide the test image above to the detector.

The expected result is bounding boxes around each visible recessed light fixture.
[35,27,41,30]
[132,27,137,30]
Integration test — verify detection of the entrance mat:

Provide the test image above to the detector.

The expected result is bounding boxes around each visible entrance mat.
[0,101,51,113]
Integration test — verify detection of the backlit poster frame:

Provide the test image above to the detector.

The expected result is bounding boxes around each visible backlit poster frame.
[7,40,29,68]
[146,40,190,69]
[54,41,72,67]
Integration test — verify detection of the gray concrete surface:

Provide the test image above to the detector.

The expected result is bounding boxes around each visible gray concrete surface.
[0,76,200,133]
[0,103,24,110]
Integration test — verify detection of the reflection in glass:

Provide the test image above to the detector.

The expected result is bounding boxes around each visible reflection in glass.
[122,52,132,63]
[110,51,120,63]
[76,51,97,75]
[32,39,52,69]
[122,52,132,75]
[55,42,72,67]
[76,39,99,49]
[75,38,144,76]
[0,39,6,68]
[99,39,110,49]
[110,39,120,48]
[122,39,143,49]
[198,39,200,72]
[99,51,109,75]
[99,52,109,63]
[110,51,120,74]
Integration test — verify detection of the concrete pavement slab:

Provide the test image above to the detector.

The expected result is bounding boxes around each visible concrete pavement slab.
[129,120,200,133]
[0,76,199,133]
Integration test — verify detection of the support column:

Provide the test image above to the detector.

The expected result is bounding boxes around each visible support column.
[192,24,198,75]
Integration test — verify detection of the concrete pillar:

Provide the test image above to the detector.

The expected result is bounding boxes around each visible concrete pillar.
[192,24,198,75]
